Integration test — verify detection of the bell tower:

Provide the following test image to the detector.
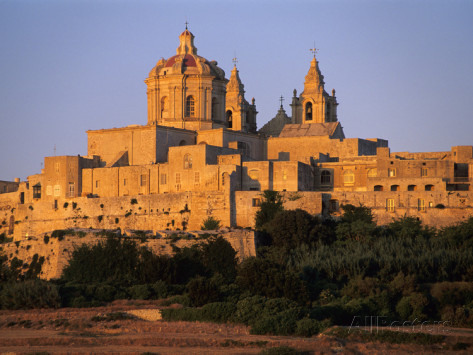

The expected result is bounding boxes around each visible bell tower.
[292,48,338,124]
[225,59,257,133]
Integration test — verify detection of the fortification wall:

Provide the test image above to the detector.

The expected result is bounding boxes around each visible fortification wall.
[1,229,255,280]
[329,191,473,228]
[6,191,231,241]
[234,191,325,228]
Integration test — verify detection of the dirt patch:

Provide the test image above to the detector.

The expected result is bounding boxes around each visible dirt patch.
[0,302,471,354]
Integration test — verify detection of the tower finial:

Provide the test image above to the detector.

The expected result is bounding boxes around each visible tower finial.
[310,42,318,58]
[279,95,284,108]
[185,20,189,30]
[232,55,238,68]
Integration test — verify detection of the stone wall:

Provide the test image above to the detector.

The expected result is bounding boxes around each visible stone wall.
[7,191,231,241]
[0,229,256,280]
[328,190,473,228]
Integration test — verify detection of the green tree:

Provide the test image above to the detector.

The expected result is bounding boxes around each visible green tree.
[336,204,377,241]
[201,216,221,230]
[199,236,237,282]
[255,190,284,230]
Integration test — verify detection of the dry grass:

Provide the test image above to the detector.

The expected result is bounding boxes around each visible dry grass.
[0,301,471,354]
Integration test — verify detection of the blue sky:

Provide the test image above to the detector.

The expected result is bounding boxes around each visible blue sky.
[1,0,472,181]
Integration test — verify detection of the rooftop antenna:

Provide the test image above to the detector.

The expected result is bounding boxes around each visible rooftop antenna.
[310,42,318,58]
[54,144,56,156]
[279,95,284,108]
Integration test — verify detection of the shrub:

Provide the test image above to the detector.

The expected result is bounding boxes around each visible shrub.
[187,276,220,306]
[251,308,303,335]
[72,202,77,209]
[131,198,138,205]
[151,280,169,299]
[161,294,191,307]
[0,280,60,309]
[200,302,236,322]
[94,284,116,302]
[129,284,152,300]
[63,202,69,208]
[51,230,67,240]
[201,216,220,230]
[98,215,103,222]
[295,318,329,337]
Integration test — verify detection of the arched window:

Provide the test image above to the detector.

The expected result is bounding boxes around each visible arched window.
[343,170,355,185]
[321,170,331,185]
[367,168,377,178]
[183,154,192,169]
[211,98,218,120]
[425,184,434,191]
[391,185,400,191]
[326,103,331,121]
[179,140,187,146]
[160,96,168,118]
[226,110,233,128]
[305,102,313,121]
[186,96,195,117]
[408,185,417,191]
[374,185,384,191]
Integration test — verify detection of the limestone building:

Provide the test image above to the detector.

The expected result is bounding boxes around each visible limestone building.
[1,28,473,240]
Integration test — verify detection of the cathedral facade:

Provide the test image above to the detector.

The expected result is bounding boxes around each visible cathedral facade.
[1,29,473,240]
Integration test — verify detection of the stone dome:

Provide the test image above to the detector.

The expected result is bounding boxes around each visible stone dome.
[147,30,225,79]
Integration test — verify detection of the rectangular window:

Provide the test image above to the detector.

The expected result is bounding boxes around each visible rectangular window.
[194,172,200,184]
[95,180,99,189]
[46,185,52,196]
[54,185,61,197]
[160,173,167,185]
[176,173,181,184]
[68,182,75,197]
[388,168,396,177]
[418,198,425,212]
[123,179,127,186]
[386,198,395,212]
[421,168,428,177]
[33,185,41,199]
[140,174,147,187]
[55,163,60,173]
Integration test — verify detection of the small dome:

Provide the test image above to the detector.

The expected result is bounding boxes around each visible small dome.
[180,29,193,37]
[165,54,197,68]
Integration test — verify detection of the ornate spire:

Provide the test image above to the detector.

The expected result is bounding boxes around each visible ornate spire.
[227,64,245,94]
[303,56,325,93]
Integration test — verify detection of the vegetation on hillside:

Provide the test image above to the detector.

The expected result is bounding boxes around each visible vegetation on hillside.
[2,190,473,338]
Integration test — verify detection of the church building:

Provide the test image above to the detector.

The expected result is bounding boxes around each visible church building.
[1,28,473,240]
